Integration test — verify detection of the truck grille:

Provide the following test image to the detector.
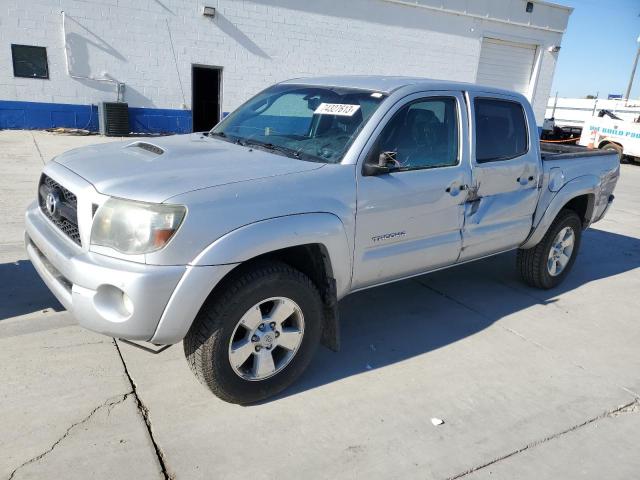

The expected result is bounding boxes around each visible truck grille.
[38,174,81,246]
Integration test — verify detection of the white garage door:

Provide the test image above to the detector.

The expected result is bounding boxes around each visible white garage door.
[476,38,537,96]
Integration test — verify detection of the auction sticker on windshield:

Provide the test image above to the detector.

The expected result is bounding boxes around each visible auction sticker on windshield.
[314,103,361,116]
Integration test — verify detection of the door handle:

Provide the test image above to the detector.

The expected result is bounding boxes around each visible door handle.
[446,184,468,194]
[517,176,535,184]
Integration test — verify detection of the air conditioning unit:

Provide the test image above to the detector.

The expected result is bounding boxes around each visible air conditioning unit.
[98,102,129,136]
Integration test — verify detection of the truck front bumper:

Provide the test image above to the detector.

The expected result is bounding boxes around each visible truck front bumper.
[25,201,187,341]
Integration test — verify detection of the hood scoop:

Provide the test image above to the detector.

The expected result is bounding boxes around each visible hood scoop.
[127,141,165,155]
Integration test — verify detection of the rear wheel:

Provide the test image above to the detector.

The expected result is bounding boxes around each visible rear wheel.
[517,209,582,289]
[183,261,323,404]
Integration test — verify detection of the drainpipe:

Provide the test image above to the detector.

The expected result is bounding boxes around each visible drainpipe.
[61,11,124,102]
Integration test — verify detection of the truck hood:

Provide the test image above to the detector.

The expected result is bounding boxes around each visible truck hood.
[54,134,324,203]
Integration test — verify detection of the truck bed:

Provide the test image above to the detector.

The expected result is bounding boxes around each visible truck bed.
[540,142,616,161]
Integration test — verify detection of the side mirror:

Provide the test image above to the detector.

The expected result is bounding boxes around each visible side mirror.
[363,151,398,176]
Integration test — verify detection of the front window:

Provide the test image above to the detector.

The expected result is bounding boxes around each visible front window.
[370,97,459,171]
[210,84,387,163]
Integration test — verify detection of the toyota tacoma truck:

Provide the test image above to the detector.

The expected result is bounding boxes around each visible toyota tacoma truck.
[25,76,619,404]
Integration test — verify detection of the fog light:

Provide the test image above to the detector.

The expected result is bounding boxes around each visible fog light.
[122,292,134,315]
[93,284,134,322]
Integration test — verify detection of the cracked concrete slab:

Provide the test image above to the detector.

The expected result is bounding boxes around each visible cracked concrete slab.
[7,394,132,480]
[0,325,161,479]
[113,341,172,479]
[7,394,163,480]
[462,399,640,479]
[116,279,637,479]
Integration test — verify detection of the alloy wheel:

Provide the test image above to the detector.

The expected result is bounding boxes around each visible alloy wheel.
[547,226,575,276]
[228,297,305,381]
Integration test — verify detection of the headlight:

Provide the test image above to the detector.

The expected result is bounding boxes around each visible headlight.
[91,198,186,255]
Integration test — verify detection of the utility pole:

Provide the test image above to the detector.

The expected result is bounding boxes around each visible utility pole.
[624,35,640,105]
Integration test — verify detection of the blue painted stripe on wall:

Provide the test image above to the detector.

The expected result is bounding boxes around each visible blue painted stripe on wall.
[0,100,192,134]
[129,107,192,134]
[0,100,98,131]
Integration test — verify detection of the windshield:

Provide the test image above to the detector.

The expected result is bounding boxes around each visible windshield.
[209,84,387,163]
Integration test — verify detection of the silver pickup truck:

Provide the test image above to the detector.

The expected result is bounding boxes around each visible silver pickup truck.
[25,76,619,403]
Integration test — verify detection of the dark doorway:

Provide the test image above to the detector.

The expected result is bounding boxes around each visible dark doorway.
[192,65,222,132]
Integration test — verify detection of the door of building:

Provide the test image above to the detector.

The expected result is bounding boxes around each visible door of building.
[192,65,222,132]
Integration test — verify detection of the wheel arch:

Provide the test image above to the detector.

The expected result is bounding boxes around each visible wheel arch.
[190,213,352,296]
[521,176,598,250]
[598,140,623,150]
[151,213,351,348]
[206,243,342,351]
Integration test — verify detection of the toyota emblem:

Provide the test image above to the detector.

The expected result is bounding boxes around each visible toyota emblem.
[45,191,59,216]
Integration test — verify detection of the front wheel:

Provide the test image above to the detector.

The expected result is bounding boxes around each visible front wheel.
[183,261,323,404]
[517,209,583,289]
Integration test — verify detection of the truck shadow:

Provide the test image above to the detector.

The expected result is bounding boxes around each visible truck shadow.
[0,259,63,321]
[272,227,640,402]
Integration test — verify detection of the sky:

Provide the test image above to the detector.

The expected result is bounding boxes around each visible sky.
[550,0,640,99]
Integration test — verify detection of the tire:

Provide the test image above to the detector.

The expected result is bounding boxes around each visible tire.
[601,143,625,163]
[183,260,323,404]
[517,209,582,289]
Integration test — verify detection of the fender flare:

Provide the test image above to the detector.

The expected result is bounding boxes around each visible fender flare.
[151,213,352,345]
[521,175,598,249]
[190,213,352,298]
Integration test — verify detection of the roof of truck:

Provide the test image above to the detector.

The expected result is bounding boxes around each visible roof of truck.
[280,75,520,98]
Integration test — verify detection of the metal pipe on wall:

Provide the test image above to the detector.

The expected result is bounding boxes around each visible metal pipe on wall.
[61,11,125,102]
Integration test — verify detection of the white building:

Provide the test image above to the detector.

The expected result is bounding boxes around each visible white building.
[0,0,571,134]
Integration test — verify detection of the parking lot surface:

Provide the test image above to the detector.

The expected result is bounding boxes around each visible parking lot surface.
[1,130,639,479]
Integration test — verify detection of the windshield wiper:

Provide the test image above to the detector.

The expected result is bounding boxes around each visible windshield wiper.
[208,131,248,146]
[243,140,301,159]
[210,135,322,162]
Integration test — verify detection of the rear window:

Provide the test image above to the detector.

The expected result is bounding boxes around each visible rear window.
[474,98,528,163]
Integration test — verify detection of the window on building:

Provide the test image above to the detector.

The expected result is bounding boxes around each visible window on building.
[11,44,49,79]
[371,97,459,171]
[474,98,528,163]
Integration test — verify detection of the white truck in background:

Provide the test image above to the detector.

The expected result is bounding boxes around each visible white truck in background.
[579,112,640,164]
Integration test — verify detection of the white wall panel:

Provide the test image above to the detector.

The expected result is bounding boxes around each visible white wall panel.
[0,0,569,126]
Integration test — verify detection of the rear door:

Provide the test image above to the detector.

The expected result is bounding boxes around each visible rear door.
[459,94,541,261]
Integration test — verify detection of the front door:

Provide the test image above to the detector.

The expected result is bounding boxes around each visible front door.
[352,92,471,290]
[459,93,541,261]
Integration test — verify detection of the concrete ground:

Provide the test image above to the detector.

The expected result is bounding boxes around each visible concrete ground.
[1,129,638,480]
